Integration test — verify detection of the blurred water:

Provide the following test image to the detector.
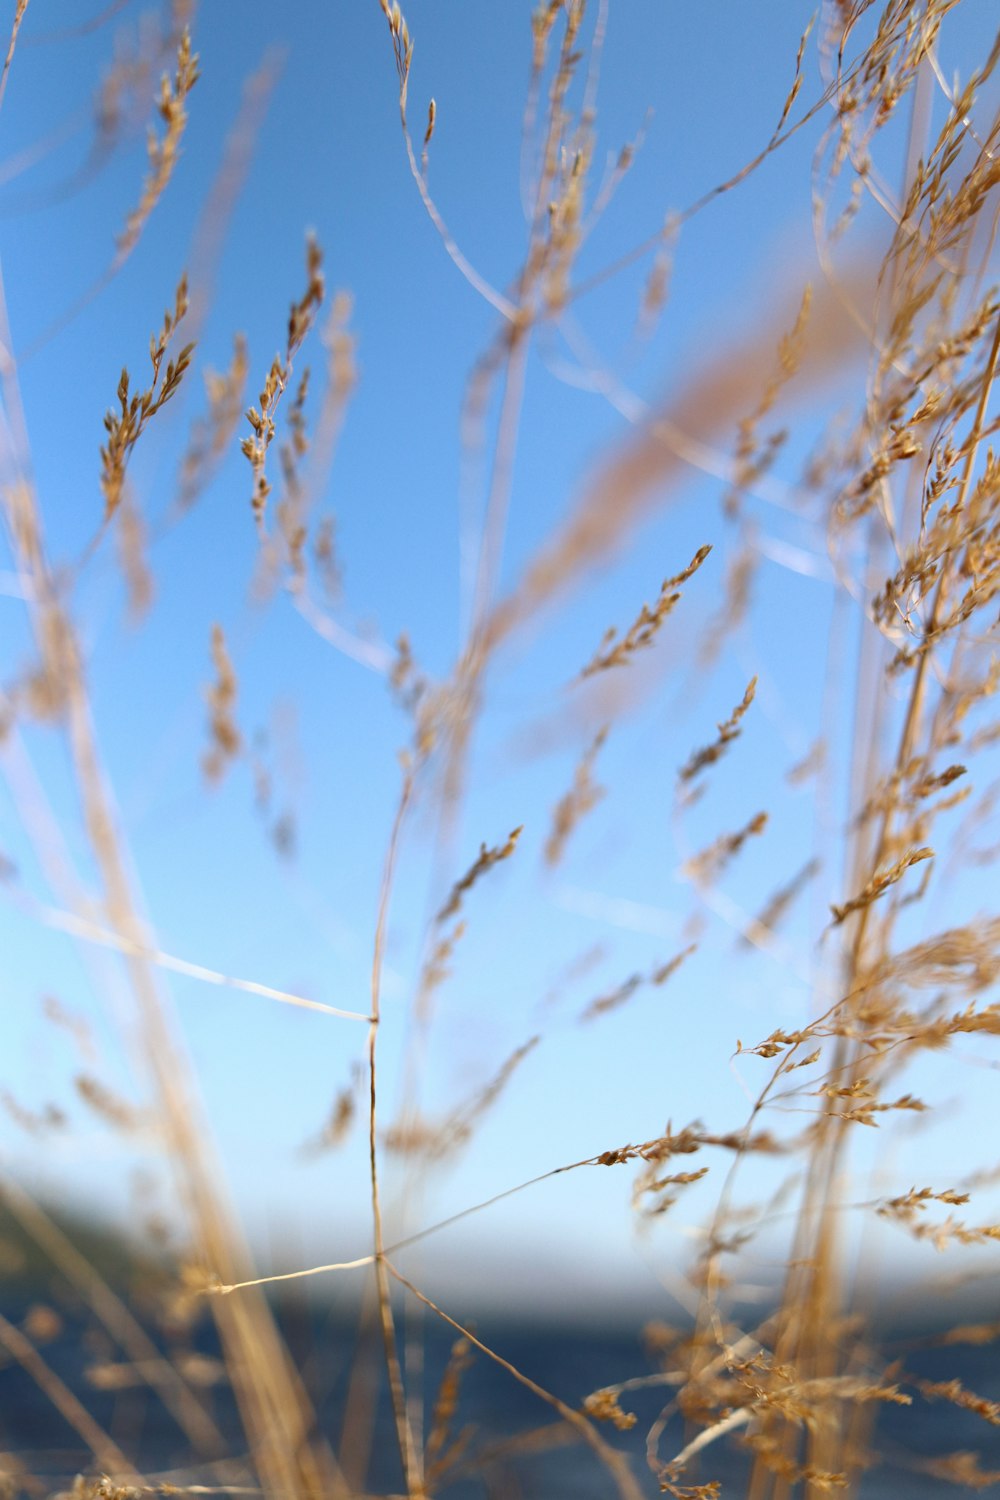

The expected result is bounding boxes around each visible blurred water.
[3,1294,999,1497]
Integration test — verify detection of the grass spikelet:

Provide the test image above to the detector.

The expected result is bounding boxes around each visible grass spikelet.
[817,1077,928,1129]
[437,825,523,922]
[100,275,193,519]
[424,1335,474,1479]
[920,1450,1000,1488]
[878,1186,971,1224]
[384,1036,539,1162]
[579,971,642,1024]
[274,367,312,585]
[651,945,697,985]
[636,211,677,339]
[416,920,466,1008]
[299,1072,360,1158]
[829,846,934,925]
[580,546,711,678]
[115,497,153,620]
[740,857,820,947]
[72,1075,143,1133]
[786,739,824,784]
[41,995,94,1060]
[659,1476,721,1498]
[0,1092,66,1135]
[545,726,607,866]
[934,1320,1000,1349]
[378,0,413,112]
[679,675,758,784]
[583,1386,638,1431]
[634,1163,710,1220]
[201,624,241,782]
[911,1215,1000,1252]
[698,548,756,669]
[684,810,768,884]
[241,237,325,527]
[736,1026,813,1062]
[461,1035,540,1128]
[863,917,1000,993]
[389,630,432,731]
[177,334,249,511]
[283,288,356,599]
[729,284,813,508]
[116,27,199,258]
[421,96,436,175]
[312,513,342,602]
[579,944,695,1024]
[918,1379,1000,1427]
[0,1,30,116]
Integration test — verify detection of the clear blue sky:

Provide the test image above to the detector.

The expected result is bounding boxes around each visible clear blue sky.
[2,0,999,1320]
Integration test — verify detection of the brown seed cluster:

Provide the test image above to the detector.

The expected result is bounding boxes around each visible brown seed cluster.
[116,28,199,259]
[241,238,325,527]
[201,624,241,783]
[100,277,193,520]
[544,726,608,867]
[580,546,712,679]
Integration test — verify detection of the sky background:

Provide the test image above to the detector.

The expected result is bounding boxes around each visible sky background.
[1,0,999,1323]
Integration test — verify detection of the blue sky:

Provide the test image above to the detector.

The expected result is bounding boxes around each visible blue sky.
[2,0,1000,1320]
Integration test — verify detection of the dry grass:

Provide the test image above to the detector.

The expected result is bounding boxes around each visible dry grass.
[1,1,1000,1498]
